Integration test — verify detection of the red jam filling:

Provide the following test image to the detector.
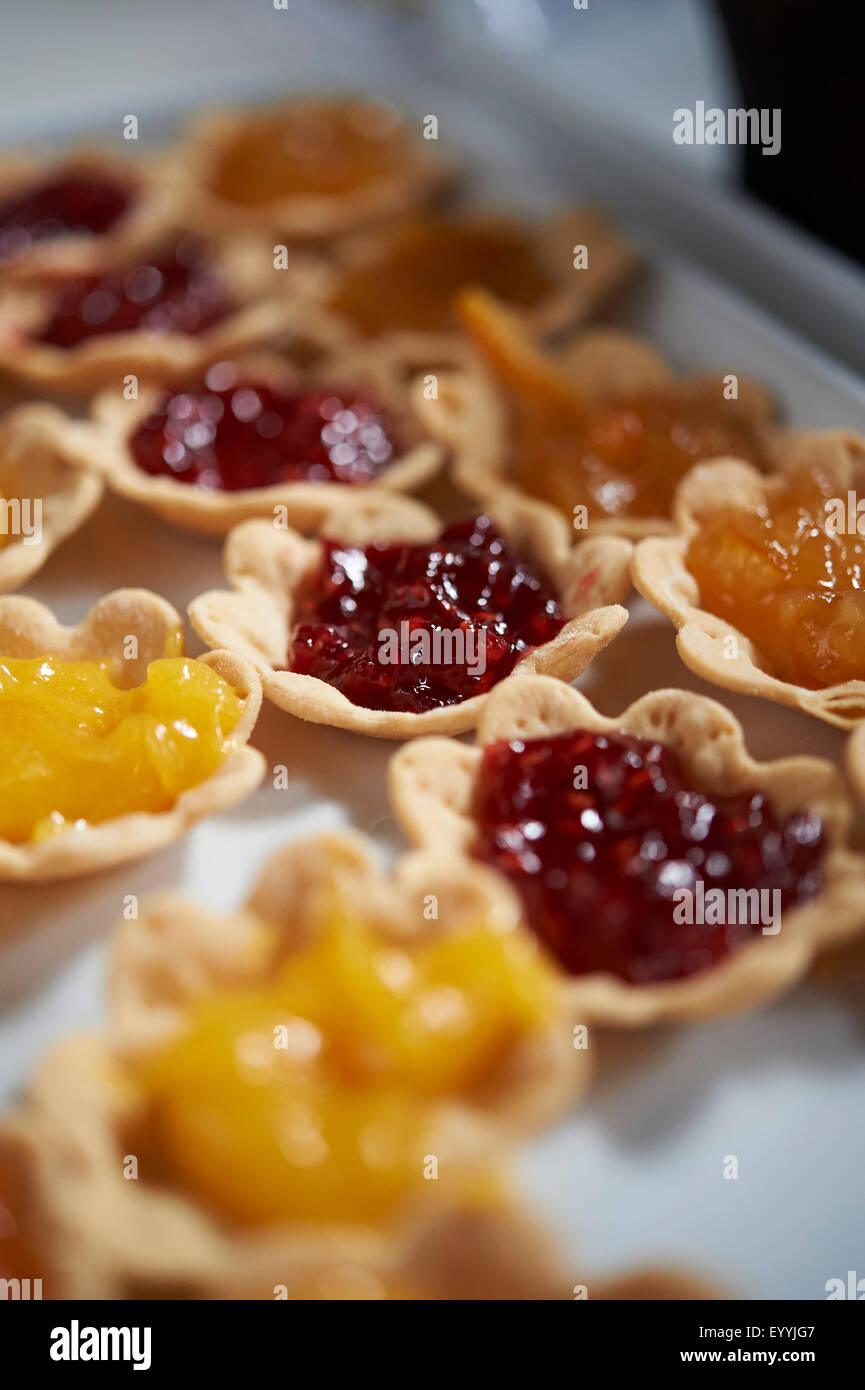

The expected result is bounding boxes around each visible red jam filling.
[474,729,825,983]
[130,365,397,490]
[289,515,565,712]
[0,174,131,263]
[34,240,232,348]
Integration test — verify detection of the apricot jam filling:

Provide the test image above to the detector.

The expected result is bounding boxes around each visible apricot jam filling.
[130,363,397,490]
[328,218,555,336]
[34,241,232,349]
[686,464,865,688]
[0,174,131,263]
[0,653,243,842]
[457,291,767,522]
[208,100,416,207]
[288,515,565,712]
[134,907,553,1225]
[473,729,825,983]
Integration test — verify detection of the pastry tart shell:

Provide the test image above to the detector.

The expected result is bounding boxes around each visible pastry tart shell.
[83,344,447,536]
[172,98,448,242]
[0,589,264,881]
[632,431,865,727]
[417,326,774,539]
[0,145,176,284]
[0,403,103,592]
[188,490,631,738]
[0,233,291,391]
[0,830,590,1298]
[388,674,865,1024]
[308,206,636,359]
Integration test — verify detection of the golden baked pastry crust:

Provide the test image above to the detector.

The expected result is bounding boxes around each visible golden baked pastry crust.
[188,491,631,738]
[0,403,103,592]
[388,674,865,1024]
[632,430,865,727]
[0,588,264,881]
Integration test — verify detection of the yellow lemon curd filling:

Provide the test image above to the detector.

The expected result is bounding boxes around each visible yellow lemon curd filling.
[135,908,554,1227]
[0,654,243,843]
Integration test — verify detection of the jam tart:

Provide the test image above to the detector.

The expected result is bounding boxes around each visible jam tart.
[172,97,448,241]
[0,403,102,592]
[0,589,263,881]
[0,146,175,283]
[309,206,635,358]
[0,831,589,1298]
[416,289,774,538]
[82,345,446,536]
[187,491,631,738]
[0,231,292,391]
[389,674,865,1024]
[632,430,865,727]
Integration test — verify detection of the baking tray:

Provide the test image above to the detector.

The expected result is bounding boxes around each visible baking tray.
[1,1,864,1300]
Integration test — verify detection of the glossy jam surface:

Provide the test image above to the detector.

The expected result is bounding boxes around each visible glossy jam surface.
[329,218,554,336]
[210,100,414,206]
[289,515,565,712]
[0,654,242,842]
[458,291,766,522]
[34,241,232,348]
[473,728,825,983]
[137,908,552,1224]
[687,465,865,688]
[130,364,397,490]
[0,174,130,263]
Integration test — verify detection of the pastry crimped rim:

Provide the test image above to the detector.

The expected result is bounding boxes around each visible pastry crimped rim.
[388,674,865,1025]
[632,430,865,728]
[0,145,177,284]
[0,231,292,391]
[305,205,637,358]
[0,588,264,882]
[81,343,447,536]
[171,97,448,241]
[0,402,103,592]
[846,722,865,808]
[0,829,590,1298]
[414,323,775,540]
[187,489,632,739]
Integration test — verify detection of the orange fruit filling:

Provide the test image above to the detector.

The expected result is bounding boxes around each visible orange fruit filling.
[135,908,553,1226]
[329,217,554,336]
[208,99,415,207]
[686,463,865,687]
[457,290,767,522]
[0,652,243,842]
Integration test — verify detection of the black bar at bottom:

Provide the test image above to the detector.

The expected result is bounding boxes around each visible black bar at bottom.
[0,1298,859,1375]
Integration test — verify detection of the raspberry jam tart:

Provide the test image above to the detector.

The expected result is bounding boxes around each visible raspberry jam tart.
[472,728,825,983]
[686,462,865,689]
[0,173,132,264]
[34,239,231,348]
[130,363,397,490]
[457,291,767,525]
[289,515,565,712]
